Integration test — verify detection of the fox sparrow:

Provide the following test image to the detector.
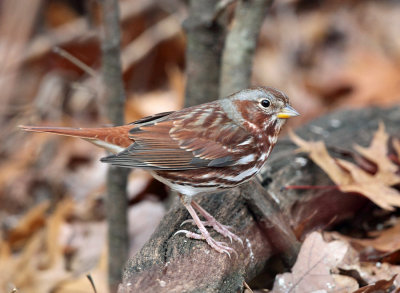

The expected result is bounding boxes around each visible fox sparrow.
[21,87,299,256]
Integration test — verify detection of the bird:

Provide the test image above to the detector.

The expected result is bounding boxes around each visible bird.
[20,87,299,256]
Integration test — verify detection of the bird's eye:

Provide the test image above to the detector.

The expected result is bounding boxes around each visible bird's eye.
[260,99,270,108]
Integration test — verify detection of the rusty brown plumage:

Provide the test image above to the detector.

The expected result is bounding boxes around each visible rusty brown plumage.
[20,86,299,256]
[19,125,133,153]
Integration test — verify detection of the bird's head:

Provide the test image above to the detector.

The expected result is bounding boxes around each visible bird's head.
[221,87,299,135]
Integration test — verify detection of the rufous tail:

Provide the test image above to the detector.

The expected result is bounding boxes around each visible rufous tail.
[19,125,133,154]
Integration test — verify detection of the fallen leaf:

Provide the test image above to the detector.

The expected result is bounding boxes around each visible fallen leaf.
[335,49,400,108]
[289,131,351,185]
[271,232,358,293]
[338,159,400,211]
[41,198,75,270]
[7,201,50,249]
[334,218,400,253]
[353,122,400,186]
[290,124,400,211]
[353,275,397,293]
[341,262,400,291]
[0,196,110,293]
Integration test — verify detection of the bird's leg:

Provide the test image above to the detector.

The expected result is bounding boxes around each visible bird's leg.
[190,201,243,245]
[174,196,237,256]
[181,201,242,244]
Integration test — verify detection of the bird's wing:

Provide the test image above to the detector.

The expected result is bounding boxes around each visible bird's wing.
[101,104,254,170]
[128,111,175,125]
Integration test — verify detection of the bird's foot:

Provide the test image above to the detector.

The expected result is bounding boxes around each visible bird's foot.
[177,199,240,256]
[180,218,242,245]
[174,229,237,257]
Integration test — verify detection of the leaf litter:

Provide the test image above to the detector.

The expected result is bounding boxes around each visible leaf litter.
[271,232,359,293]
[271,232,400,293]
[0,198,109,293]
[289,122,400,211]
[272,122,400,292]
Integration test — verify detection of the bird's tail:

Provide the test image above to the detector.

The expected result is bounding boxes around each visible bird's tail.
[19,125,133,154]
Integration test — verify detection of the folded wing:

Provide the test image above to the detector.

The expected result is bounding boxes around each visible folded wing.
[101,104,253,170]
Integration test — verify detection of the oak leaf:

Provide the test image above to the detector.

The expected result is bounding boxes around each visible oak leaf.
[271,232,358,293]
[290,123,400,210]
[353,122,400,186]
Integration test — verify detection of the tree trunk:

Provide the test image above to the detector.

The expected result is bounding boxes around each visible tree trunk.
[184,0,226,106]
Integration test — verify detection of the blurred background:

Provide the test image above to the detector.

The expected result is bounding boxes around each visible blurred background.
[0,0,399,292]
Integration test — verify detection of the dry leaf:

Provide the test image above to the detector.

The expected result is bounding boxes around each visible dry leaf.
[271,232,358,293]
[341,262,400,291]
[0,198,87,293]
[290,124,400,211]
[335,219,400,253]
[6,201,50,249]
[353,275,397,293]
[289,131,351,185]
[353,122,400,186]
[334,49,400,108]
[337,159,400,211]
[41,198,75,269]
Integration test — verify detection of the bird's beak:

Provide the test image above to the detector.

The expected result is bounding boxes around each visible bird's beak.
[277,105,300,119]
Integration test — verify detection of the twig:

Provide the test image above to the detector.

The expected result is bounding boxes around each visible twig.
[66,13,183,110]
[121,14,183,72]
[86,274,98,293]
[284,185,339,190]
[53,47,98,78]
[19,0,158,65]
[99,0,129,291]
[243,281,253,292]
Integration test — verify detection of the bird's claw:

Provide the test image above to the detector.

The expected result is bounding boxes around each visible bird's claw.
[180,219,197,227]
[181,218,232,229]
[174,229,204,240]
[179,218,242,245]
[174,229,238,257]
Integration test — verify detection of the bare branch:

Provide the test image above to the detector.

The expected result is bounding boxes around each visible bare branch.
[219,0,273,97]
[53,47,98,78]
[99,0,129,291]
[19,0,158,66]
[121,14,183,72]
